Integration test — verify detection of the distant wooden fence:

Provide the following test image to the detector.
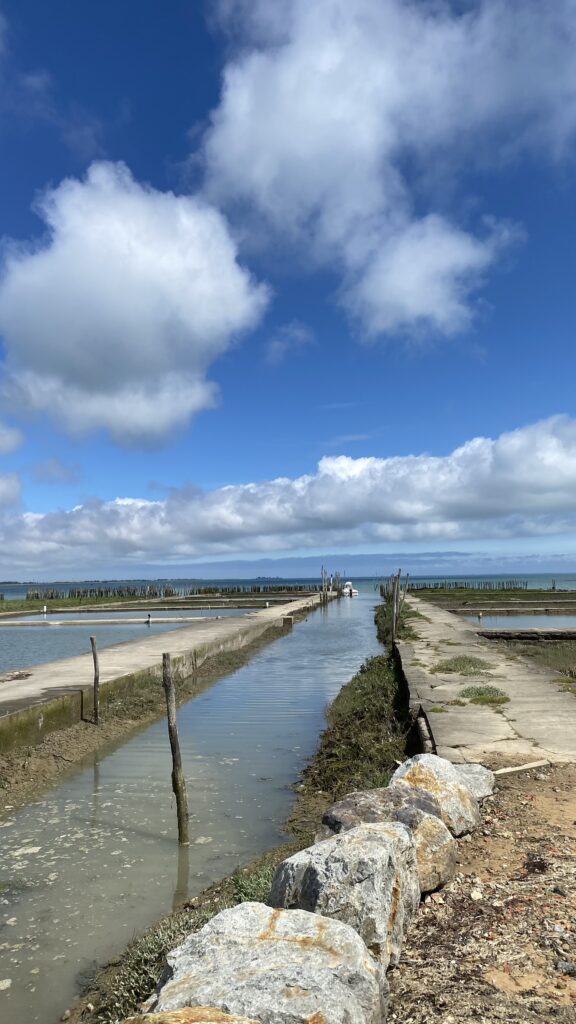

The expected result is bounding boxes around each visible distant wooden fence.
[407,580,529,591]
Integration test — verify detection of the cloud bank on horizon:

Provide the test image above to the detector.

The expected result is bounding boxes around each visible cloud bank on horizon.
[2,416,576,573]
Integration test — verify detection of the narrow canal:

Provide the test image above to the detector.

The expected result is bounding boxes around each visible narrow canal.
[0,589,381,1023]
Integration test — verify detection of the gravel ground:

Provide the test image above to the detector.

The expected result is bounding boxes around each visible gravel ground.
[390,761,576,1022]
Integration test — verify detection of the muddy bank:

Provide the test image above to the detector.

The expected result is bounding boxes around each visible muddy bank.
[0,621,291,814]
[63,650,407,1024]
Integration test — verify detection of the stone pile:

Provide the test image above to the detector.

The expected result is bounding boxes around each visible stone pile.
[128,753,495,1024]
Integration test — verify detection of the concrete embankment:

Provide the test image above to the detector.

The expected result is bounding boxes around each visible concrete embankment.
[0,594,329,752]
[395,595,576,765]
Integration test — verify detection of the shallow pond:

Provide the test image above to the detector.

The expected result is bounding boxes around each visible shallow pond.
[467,613,576,629]
[0,608,254,673]
[0,590,380,1023]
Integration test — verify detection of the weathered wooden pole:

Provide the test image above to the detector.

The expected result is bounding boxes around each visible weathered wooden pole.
[89,636,100,725]
[162,653,189,846]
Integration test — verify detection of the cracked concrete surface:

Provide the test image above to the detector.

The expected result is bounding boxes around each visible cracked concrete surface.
[397,596,576,765]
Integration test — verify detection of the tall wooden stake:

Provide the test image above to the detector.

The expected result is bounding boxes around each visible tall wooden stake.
[162,653,189,846]
[90,635,100,725]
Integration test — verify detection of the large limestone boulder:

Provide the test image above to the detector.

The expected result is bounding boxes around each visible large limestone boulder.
[148,902,384,1024]
[317,784,456,893]
[318,781,442,837]
[270,822,420,967]
[126,1013,259,1023]
[411,813,457,893]
[391,754,481,836]
[454,763,495,801]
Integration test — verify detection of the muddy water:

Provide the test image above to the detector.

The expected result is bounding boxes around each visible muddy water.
[0,591,381,1023]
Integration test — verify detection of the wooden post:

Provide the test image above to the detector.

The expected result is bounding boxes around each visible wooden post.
[89,636,100,725]
[162,653,189,846]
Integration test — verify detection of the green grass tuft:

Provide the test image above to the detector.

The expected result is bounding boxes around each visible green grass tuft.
[232,864,276,903]
[460,684,510,705]
[431,655,492,676]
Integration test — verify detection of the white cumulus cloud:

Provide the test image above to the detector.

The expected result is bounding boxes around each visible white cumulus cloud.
[0,161,269,444]
[205,0,576,336]
[2,416,576,572]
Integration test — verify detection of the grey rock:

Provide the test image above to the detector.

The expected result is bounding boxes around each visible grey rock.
[391,754,481,836]
[410,813,457,893]
[555,959,576,976]
[319,782,442,838]
[150,902,384,1024]
[454,763,495,801]
[317,785,455,893]
[126,1012,259,1023]
[271,822,420,967]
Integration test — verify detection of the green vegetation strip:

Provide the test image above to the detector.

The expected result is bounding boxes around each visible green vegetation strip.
[71,650,407,1024]
[374,601,423,646]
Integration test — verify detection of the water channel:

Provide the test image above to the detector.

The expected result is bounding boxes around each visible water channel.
[0,589,381,1023]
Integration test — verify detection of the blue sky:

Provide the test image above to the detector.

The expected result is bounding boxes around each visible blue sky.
[1,0,576,578]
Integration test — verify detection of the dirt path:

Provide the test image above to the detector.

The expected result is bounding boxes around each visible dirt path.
[390,760,576,1022]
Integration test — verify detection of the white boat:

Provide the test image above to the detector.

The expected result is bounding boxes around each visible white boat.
[343,580,359,597]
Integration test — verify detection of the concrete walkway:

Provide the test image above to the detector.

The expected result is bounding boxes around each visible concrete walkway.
[398,595,576,765]
[0,595,323,718]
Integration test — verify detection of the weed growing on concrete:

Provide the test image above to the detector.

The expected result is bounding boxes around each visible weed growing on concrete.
[431,655,493,676]
[429,706,449,713]
[460,685,510,705]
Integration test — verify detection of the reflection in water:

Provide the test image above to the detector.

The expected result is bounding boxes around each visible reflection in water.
[173,845,190,912]
[0,590,381,1024]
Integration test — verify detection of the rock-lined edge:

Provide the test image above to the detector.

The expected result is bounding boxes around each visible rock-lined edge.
[147,902,384,1024]
[315,781,457,894]
[390,753,482,836]
[270,822,420,967]
[129,755,494,1024]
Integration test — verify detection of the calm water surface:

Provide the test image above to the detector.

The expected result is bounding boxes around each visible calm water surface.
[0,590,381,1023]
[0,608,254,673]
[467,613,576,629]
